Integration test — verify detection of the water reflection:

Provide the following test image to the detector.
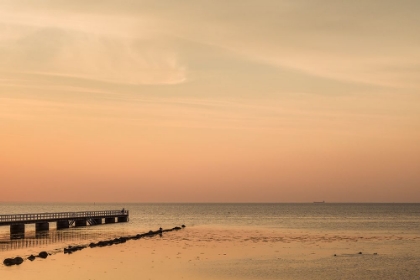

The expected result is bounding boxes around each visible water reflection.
[0,227,128,252]
[35,231,50,239]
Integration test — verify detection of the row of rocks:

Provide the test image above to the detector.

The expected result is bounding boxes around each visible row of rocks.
[3,257,23,266]
[3,251,49,266]
[3,225,186,266]
[65,225,185,254]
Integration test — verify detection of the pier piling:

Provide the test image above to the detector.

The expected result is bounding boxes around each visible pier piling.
[57,220,70,229]
[35,222,49,232]
[92,218,102,225]
[75,219,87,227]
[10,224,25,239]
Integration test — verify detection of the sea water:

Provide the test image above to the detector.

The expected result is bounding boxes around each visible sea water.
[1,203,419,279]
[1,203,419,252]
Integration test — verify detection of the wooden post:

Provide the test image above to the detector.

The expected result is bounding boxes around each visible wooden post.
[105,217,115,224]
[36,222,49,232]
[75,219,87,227]
[57,220,70,229]
[10,224,25,239]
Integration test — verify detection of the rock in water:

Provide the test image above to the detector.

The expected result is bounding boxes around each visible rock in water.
[3,256,24,266]
[27,255,36,261]
[14,257,23,265]
[3,258,16,266]
[38,251,48,259]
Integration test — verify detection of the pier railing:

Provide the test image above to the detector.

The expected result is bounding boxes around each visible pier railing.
[0,210,129,226]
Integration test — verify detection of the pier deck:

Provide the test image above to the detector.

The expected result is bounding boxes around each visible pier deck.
[0,210,129,239]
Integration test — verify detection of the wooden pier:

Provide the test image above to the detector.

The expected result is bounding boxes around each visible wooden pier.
[0,210,129,239]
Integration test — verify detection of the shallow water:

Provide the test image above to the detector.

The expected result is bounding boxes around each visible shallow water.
[1,203,419,279]
[2,203,419,229]
[1,203,419,251]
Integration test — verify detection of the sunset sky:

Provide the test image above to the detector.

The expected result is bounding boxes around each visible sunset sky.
[1,0,419,202]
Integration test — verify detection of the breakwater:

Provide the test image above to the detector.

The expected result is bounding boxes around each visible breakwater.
[3,225,185,266]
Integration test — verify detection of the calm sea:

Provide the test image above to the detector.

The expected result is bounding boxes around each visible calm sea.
[1,203,419,253]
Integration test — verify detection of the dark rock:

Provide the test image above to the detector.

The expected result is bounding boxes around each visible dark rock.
[38,251,48,259]
[3,257,24,266]
[358,252,362,255]
[27,255,36,261]
[3,258,16,266]
[14,257,23,265]
[182,225,186,228]
[112,237,127,244]
[97,241,111,247]
[64,245,86,254]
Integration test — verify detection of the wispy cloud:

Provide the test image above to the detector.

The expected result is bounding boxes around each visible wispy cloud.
[2,0,419,89]
[0,6,187,85]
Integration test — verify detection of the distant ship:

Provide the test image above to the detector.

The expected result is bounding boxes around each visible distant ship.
[313,201,325,203]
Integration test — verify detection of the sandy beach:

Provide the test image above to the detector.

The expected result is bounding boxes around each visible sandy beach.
[2,226,419,280]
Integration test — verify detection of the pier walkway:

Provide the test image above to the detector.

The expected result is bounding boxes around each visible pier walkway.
[0,210,129,239]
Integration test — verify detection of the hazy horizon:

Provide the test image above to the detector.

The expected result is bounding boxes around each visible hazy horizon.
[1,0,419,203]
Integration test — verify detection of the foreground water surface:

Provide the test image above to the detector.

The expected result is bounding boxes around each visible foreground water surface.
[1,203,418,251]
[1,203,419,280]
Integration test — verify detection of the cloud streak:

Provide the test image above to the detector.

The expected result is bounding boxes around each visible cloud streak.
[0,6,187,85]
[2,0,419,88]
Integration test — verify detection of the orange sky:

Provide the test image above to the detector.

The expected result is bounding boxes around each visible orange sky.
[1,1,419,202]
